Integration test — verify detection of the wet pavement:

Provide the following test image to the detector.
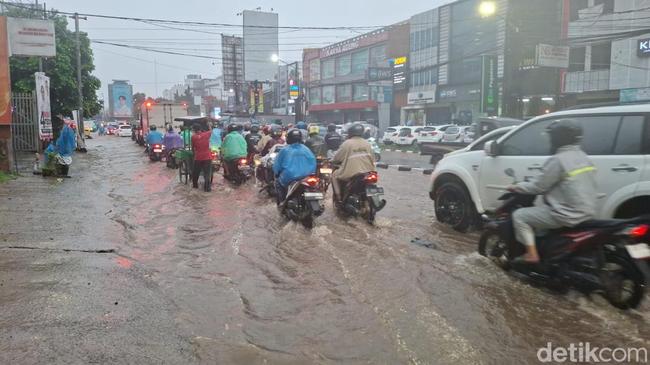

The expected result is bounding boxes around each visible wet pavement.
[378,150,432,169]
[0,135,648,364]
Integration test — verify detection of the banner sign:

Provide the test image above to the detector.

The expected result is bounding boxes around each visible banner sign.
[35,72,52,140]
[620,87,650,103]
[7,17,56,57]
[392,56,409,91]
[109,83,133,118]
[481,55,498,116]
[0,17,11,125]
[536,44,569,68]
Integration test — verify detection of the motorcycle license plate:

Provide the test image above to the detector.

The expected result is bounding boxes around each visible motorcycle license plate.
[238,165,251,171]
[625,243,650,259]
[304,192,323,200]
[153,149,162,153]
[320,168,333,174]
[366,187,384,195]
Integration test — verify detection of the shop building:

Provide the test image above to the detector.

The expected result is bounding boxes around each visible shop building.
[303,23,409,130]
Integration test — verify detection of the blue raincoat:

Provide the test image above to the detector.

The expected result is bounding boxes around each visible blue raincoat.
[56,125,76,157]
[209,128,222,150]
[273,143,316,187]
[146,130,164,145]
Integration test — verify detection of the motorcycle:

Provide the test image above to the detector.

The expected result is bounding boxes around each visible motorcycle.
[478,168,650,309]
[367,137,381,162]
[335,170,387,224]
[280,175,325,229]
[149,143,164,162]
[316,158,333,193]
[256,145,285,197]
[224,157,252,186]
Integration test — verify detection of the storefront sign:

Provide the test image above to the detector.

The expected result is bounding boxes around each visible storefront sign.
[320,30,388,58]
[438,85,481,102]
[35,72,52,140]
[7,17,56,57]
[392,56,409,91]
[289,85,300,100]
[0,17,11,126]
[536,44,569,68]
[620,87,650,103]
[407,89,436,105]
[481,55,498,116]
[638,38,650,57]
[368,68,392,81]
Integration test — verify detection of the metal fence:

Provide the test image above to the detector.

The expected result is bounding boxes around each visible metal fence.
[11,92,39,152]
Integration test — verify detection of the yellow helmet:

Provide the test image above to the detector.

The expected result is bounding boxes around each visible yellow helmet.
[308,125,320,135]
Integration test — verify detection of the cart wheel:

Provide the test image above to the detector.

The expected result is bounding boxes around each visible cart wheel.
[179,160,189,185]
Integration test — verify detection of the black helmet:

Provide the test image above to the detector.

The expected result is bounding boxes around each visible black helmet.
[546,119,582,153]
[250,124,260,133]
[347,123,364,138]
[235,124,244,132]
[227,124,237,133]
[150,125,157,131]
[286,129,303,144]
[327,124,337,132]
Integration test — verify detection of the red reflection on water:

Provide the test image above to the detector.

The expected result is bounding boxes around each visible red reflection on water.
[115,256,134,269]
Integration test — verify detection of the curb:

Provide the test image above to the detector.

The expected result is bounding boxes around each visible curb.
[383,149,419,154]
[375,164,432,175]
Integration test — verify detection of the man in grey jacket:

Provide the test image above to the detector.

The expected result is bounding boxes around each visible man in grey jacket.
[509,119,597,263]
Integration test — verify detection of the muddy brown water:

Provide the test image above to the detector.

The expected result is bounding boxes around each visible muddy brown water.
[1,136,648,364]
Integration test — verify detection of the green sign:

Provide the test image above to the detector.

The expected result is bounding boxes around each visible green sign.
[481,55,498,116]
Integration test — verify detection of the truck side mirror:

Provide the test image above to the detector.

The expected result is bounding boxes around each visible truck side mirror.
[484,140,499,157]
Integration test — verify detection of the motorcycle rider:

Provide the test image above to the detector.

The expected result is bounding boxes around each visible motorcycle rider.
[221,123,248,180]
[508,119,597,264]
[305,125,328,159]
[245,124,263,161]
[191,124,213,191]
[296,121,309,142]
[272,129,317,204]
[257,125,272,153]
[324,124,343,152]
[331,123,376,205]
[145,125,164,152]
[260,125,285,156]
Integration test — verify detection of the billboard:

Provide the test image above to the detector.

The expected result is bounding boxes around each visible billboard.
[481,55,498,116]
[7,18,56,57]
[109,82,133,119]
[35,72,52,140]
[243,10,279,82]
[392,56,408,91]
[0,17,11,126]
[535,44,569,68]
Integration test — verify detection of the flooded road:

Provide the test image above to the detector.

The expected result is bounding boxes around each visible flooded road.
[1,135,648,364]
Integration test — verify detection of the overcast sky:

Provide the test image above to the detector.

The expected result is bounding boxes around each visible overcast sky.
[45,0,453,99]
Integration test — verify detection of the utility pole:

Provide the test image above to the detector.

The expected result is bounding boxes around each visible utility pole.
[232,40,240,113]
[71,13,86,137]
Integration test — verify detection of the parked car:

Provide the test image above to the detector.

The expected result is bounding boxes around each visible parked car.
[462,126,476,144]
[430,104,650,232]
[117,125,132,137]
[441,126,469,143]
[393,126,424,145]
[381,126,405,145]
[106,123,118,135]
[417,124,455,145]
[444,126,515,158]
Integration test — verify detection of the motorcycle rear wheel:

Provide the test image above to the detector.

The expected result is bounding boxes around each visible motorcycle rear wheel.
[601,253,645,309]
[478,229,510,270]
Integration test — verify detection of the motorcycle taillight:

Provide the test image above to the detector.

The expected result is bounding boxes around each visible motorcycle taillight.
[303,176,320,187]
[364,171,378,184]
[239,158,248,165]
[622,224,649,238]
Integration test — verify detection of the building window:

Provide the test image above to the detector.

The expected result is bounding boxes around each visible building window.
[351,49,369,75]
[594,0,614,14]
[352,84,369,102]
[336,85,352,103]
[309,88,321,105]
[591,42,611,70]
[569,46,586,72]
[310,59,321,81]
[322,58,335,79]
[369,45,387,68]
[322,85,335,104]
[569,0,589,21]
[336,54,351,77]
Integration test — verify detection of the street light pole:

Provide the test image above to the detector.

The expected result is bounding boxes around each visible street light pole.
[71,13,87,139]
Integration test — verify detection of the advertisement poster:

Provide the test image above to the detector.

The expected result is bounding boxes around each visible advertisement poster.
[7,18,56,57]
[35,72,52,140]
[110,83,133,118]
[0,17,11,126]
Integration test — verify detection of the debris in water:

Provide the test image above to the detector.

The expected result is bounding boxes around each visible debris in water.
[411,237,437,249]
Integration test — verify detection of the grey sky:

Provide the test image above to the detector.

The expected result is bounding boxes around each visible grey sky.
[46,0,453,99]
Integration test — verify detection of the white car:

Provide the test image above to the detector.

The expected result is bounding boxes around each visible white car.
[117,125,132,137]
[442,125,472,143]
[381,126,404,144]
[430,104,650,232]
[417,124,455,144]
[393,126,424,145]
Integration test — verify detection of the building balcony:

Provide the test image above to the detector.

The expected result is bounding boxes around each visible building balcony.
[564,69,610,93]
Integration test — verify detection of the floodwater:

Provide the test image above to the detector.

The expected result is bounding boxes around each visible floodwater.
[1,136,648,364]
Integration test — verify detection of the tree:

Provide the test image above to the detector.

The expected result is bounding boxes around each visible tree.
[132,92,146,117]
[2,4,102,119]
